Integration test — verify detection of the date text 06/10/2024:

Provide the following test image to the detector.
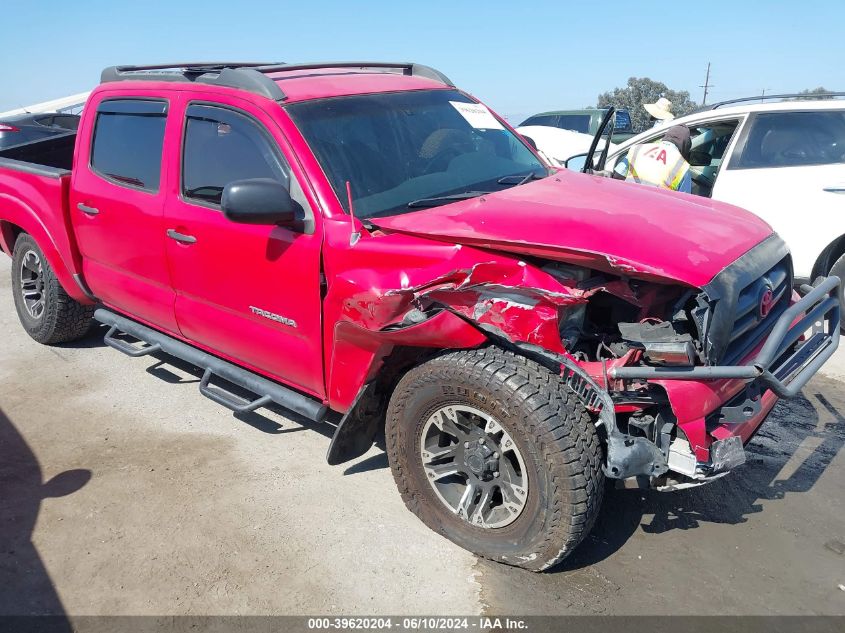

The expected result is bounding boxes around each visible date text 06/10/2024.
[306,617,528,630]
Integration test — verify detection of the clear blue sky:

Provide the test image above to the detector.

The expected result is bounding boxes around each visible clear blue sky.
[3,0,843,121]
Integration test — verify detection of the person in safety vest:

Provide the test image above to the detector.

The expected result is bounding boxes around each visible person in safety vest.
[614,125,692,193]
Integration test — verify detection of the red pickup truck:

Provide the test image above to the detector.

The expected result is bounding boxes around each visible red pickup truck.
[0,62,840,571]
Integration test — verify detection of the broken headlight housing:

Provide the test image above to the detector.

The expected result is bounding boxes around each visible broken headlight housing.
[618,320,697,367]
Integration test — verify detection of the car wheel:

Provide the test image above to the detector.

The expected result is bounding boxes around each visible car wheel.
[386,346,604,571]
[11,234,94,344]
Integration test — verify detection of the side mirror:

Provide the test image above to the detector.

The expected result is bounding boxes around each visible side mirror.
[42,469,91,498]
[564,153,589,172]
[688,150,711,167]
[222,178,300,226]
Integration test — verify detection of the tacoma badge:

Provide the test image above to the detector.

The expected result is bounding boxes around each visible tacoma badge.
[249,306,297,328]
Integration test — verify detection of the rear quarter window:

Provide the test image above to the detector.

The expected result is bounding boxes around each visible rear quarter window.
[556,114,592,134]
[733,110,845,169]
[613,110,633,132]
[520,115,559,127]
[90,99,167,192]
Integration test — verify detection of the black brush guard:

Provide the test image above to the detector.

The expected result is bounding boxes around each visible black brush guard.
[608,276,841,398]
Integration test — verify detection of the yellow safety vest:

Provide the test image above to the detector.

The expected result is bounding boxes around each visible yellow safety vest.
[625,142,690,191]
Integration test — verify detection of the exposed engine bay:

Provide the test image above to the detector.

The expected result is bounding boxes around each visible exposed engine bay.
[539,260,702,368]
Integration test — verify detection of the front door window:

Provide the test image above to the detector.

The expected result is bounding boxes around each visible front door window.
[610,118,741,197]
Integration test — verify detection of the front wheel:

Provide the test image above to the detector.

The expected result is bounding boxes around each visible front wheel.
[386,347,604,571]
[11,234,94,344]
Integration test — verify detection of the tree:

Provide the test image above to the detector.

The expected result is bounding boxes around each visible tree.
[596,77,698,133]
[790,87,836,100]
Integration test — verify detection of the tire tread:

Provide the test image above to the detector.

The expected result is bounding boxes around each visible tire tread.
[11,234,94,345]
[386,346,604,571]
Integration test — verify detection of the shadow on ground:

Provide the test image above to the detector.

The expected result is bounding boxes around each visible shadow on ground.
[49,318,845,586]
[82,326,342,439]
[554,382,845,573]
[0,407,90,623]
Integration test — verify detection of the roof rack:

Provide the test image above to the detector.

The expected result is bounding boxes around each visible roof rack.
[256,61,454,87]
[698,92,845,111]
[100,63,287,101]
[100,61,454,103]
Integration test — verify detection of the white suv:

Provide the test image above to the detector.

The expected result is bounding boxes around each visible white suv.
[599,97,845,296]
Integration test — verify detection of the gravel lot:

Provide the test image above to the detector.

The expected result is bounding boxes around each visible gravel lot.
[1,255,843,616]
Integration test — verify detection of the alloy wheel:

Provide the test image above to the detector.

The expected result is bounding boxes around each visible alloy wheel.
[419,404,528,529]
[19,250,45,319]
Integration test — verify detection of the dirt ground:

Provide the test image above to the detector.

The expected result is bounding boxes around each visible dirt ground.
[1,255,843,616]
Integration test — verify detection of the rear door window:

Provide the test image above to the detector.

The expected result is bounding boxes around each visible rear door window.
[90,99,167,192]
[52,114,81,131]
[733,110,845,169]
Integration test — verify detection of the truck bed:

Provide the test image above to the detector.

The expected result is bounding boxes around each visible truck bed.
[0,132,76,175]
[0,131,85,303]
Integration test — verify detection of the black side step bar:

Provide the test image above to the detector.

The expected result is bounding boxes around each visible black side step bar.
[94,309,327,421]
[104,325,162,357]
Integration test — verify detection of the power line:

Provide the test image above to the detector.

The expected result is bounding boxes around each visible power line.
[700,62,714,105]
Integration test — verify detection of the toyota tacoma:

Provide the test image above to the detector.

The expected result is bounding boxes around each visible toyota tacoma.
[0,61,839,571]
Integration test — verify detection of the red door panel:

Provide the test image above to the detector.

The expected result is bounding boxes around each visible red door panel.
[163,97,325,397]
[70,91,178,332]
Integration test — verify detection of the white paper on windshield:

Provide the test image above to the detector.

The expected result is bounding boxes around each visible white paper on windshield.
[450,101,504,130]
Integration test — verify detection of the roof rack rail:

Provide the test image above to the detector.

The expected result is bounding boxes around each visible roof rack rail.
[255,61,455,88]
[100,61,454,103]
[700,92,845,111]
[101,62,280,78]
[100,62,287,101]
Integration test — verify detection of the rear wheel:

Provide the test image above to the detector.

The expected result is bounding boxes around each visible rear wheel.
[11,234,94,344]
[386,347,604,571]
[830,253,845,332]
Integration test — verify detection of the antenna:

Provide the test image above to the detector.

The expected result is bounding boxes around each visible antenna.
[346,181,360,246]
[700,62,714,105]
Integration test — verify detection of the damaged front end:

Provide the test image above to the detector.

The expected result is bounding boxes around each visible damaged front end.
[381,259,693,482]
[323,233,693,478]
[324,229,840,488]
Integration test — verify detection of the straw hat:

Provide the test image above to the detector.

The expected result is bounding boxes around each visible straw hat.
[644,97,675,120]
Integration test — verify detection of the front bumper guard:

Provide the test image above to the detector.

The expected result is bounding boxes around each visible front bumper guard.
[535,277,838,481]
[608,276,841,399]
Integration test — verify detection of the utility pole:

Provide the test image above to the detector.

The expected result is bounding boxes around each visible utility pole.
[700,62,713,105]
[760,88,769,103]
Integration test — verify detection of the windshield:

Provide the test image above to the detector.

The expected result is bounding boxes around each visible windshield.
[286,90,546,219]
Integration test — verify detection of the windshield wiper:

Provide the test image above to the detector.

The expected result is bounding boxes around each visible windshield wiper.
[407,191,490,208]
[497,172,544,186]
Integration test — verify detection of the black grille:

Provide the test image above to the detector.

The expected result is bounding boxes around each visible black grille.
[721,256,791,365]
[694,235,793,366]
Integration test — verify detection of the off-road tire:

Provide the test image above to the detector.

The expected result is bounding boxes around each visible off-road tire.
[830,252,845,333]
[11,234,94,344]
[386,346,604,571]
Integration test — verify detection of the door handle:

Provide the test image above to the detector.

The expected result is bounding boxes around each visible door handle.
[77,203,99,215]
[167,229,197,244]
[823,186,845,193]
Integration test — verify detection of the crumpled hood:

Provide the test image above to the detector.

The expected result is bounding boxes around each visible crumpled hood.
[374,171,775,288]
